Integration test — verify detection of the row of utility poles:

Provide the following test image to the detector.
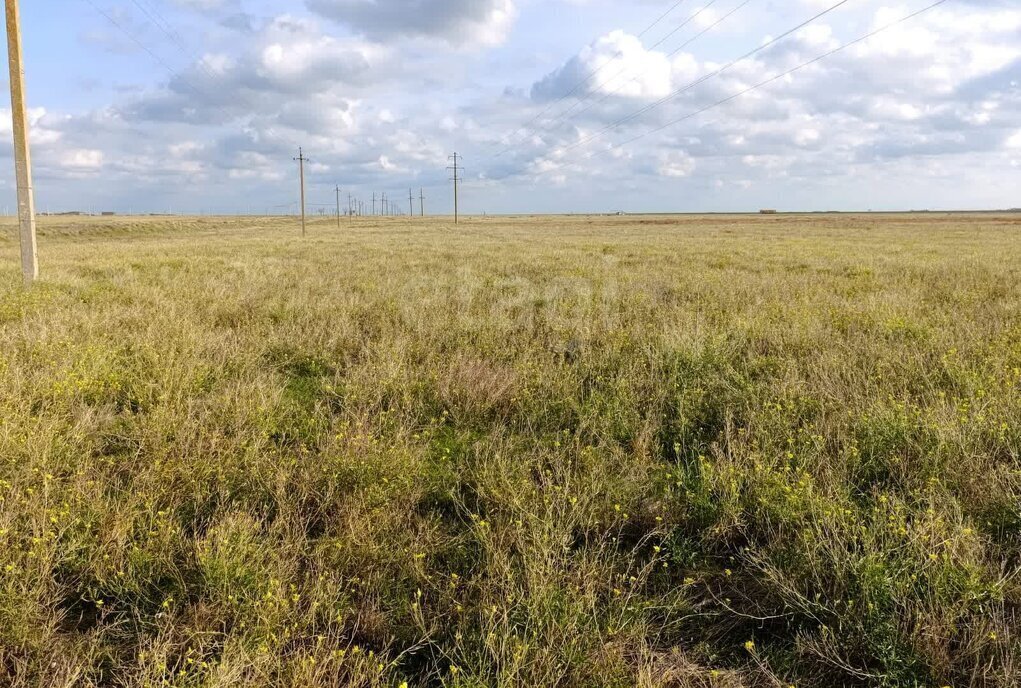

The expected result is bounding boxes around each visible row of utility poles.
[5,0,464,286]
[296,149,426,231]
[294,148,462,232]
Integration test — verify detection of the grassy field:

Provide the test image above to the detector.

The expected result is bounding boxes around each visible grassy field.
[1,213,1020,687]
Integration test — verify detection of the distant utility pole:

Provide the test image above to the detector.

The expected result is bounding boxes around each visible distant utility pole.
[372,192,377,217]
[448,152,461,225]
[293,147,308,236]
[409,188,414,217]
[335,185,341,228]
[419,188,425,217]
[382,192,388,217]
[347,193,352,218]
[6,0,37,285]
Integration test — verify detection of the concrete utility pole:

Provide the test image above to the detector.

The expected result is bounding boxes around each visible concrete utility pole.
[448,152,461,225]
[335,185,341,228]
[6,0,37,285]
[293,147,308,236]
[408,188,414,217]
[372,192,377,217]
[419,188,425,217]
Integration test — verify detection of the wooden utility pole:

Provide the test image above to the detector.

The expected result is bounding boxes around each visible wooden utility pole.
[335,185,341,228]
[293,148,308,236]
[6,0,37,285]
[419,188,425,217]
[448,153,461,225]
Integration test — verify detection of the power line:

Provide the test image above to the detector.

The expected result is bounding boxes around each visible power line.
[135,0,188,45]
[585,0,952,162]
[79,0,250,132]
[638,0,692,39]
[555,0,855,157]
[82,0,189,86]
[126,0,223,85]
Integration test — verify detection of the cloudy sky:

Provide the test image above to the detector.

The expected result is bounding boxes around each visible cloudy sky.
[1,0,1019,214]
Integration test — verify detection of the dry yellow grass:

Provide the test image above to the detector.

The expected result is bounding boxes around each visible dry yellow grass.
[1,212,1020,687]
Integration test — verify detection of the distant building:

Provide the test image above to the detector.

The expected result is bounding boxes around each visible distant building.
[101,211,116,216]
[760,209,778,214]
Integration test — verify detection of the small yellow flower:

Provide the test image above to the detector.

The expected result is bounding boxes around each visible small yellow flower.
[744,640,755,652]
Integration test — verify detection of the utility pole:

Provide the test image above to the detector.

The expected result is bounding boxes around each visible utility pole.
[293,147,308,236]
[382,192,388,217]
[6,0,37,285]
[419,188,425,217]
[448,153,461,225]
[372,192,377,217]
[335,185,341,228]
[409,188,414,217]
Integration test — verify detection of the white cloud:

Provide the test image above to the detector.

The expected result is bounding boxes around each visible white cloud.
[60,149,104,171]
[657,151,695,178]
[306,0,517,47]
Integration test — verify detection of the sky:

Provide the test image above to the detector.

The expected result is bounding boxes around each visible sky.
[0,0,1019,214]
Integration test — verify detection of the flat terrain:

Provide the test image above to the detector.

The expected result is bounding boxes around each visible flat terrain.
[1,213,1020,687]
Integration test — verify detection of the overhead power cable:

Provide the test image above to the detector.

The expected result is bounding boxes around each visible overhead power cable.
[585,0,951,161]
[556,0,855,156]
